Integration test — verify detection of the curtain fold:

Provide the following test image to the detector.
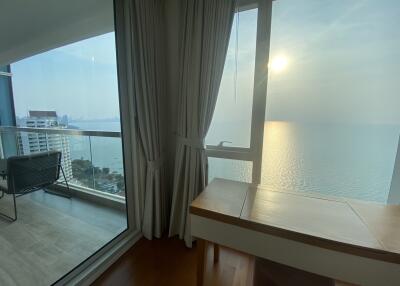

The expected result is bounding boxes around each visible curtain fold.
[169,0,236,247]
[126,0,167,239]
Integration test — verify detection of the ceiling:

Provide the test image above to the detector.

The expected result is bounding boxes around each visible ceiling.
[0,0,114,65]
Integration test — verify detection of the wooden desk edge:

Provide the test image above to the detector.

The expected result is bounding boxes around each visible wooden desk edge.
[190,205,400,265]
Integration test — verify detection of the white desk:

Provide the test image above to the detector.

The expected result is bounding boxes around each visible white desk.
[190,179,400,286]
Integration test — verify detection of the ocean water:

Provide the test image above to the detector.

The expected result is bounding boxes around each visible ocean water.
[209,121,400,203]
[68,121,124,174]
[68,120,400,203]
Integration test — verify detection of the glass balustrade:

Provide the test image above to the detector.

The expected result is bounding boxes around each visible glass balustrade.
[0,127,125,199]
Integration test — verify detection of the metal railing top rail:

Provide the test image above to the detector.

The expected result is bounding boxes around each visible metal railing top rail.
[0,71,12,77]
[0,126,121,138]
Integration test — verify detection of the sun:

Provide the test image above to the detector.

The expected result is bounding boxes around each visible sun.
[269,55,289,72]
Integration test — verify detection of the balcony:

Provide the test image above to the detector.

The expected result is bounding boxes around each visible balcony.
[0,126,126,204]
[0,126,127,285]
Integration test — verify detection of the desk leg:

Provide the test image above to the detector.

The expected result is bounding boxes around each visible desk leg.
[214,243,220,263]
[197,239,207,286]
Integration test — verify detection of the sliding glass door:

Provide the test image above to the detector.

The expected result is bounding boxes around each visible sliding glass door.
[0,1,135,285]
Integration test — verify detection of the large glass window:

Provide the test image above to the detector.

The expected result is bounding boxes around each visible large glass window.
[206,8,258,148]
[207,0,400,204]
[12,33,120,131]
[0,1,129,285]
[11,33,126,198]
[206,0,271,184]
[262,0,400,203]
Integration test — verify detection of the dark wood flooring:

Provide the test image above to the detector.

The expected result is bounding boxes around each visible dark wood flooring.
[93,236,254,286]
[93,237,355,286]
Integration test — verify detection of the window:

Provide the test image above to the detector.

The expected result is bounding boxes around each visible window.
[12,33,120,130]
[208,157,253,183]
[208,0,400,204]
[206,8,258,149]
[206,0,272,184]
[261,0,400,203]
[0,1,131,284]
[11,33,126,197]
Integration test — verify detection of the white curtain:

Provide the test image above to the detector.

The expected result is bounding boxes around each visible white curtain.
[120,0,168,239]
[169,0,236,247]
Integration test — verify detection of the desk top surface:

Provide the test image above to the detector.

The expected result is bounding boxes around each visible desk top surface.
[190,178,400,264]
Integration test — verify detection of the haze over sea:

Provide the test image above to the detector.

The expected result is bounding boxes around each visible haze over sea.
[71,120,400,204]
[209,121,400,204]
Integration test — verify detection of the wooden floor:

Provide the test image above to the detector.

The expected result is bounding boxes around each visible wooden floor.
[0,190,127,286]
[93,237,254,286]
[94,237,357,286]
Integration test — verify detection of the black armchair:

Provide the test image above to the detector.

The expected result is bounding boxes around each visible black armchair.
[0,151,70,221]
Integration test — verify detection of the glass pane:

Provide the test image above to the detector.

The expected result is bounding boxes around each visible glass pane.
[12,33,120,131]
[206,8,258,148]
[208,157,253,183]
[70,134,95,189]
[91,136,125,197]
[12,35,125,196]
[262,0,400,203]
[1,1,129,284]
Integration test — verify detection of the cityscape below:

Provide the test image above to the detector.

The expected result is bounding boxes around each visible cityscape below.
[16,111,125,197]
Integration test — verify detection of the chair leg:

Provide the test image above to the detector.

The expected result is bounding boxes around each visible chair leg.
[0,189,17,222]
[12,191,17,221]
[60,165,72,197]
[44,166,72,199]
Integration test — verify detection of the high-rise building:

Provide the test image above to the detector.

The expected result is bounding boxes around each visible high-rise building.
[17,111,73,180]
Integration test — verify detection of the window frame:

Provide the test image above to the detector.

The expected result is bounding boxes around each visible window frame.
[53,0,142,284]
[206,0,273,184]
[0,3,141,285]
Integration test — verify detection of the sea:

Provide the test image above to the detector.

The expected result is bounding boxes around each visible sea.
[70,120,400,204]
[209,121,400,204]
[68,120,124,174]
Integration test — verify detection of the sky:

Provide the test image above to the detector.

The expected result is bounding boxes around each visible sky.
[266,0,400,125]
[11,0,400,127]
[12,32,120,120]
[210,0,400,136]
[207,8,258,146]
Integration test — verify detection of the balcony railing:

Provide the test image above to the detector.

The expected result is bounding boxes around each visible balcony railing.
[0,126,125,200]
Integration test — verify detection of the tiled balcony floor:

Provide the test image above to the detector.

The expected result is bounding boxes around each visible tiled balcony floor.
[0,190,127,286]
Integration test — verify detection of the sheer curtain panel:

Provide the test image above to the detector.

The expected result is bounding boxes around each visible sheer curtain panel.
[120,0,168,239]
[169,0,236,247]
